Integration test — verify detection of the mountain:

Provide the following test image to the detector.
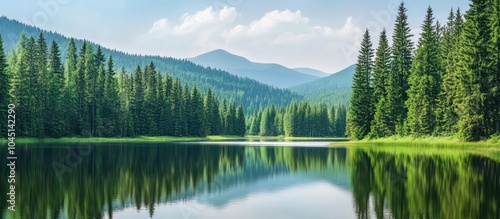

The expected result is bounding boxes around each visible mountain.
[0,16,301,112]
[293,67,330,77]
[189,49,319,88]
[290,64,356,106]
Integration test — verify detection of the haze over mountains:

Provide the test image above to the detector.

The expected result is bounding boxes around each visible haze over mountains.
[189,49,322,88]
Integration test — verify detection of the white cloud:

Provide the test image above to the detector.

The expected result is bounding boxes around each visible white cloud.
[149,18,169,34]
[145,8,363,72]
[149,6,237,36]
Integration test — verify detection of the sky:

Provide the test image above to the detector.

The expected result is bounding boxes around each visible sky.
[0,0,469,73]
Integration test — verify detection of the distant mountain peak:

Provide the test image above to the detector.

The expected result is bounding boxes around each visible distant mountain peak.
[190,49,319,88]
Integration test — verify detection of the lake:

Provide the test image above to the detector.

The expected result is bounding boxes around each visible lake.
[1,141,499,219]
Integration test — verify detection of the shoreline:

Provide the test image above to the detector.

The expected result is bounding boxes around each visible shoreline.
[1,136,348,144]
[330,136,500,148]
[1,135,499,147]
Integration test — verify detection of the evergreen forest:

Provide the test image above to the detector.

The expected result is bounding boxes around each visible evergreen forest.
[348,1,500,141]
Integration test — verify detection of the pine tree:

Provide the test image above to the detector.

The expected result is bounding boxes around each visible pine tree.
[489,0,500,134]
[45,41,65,137]
[0,34,9,137]
[435,8,463,135]
[181,84,190,136]
[260,105,276,136]
[163,74,174,135]
[93,46,105,136]
[235,105,246,136]
[406,7,442,136]
[317,104,329,137]
[456,0,492,140]
[347,29,374,140]
[35,33,48,136]
[226,102,236,135]
[249,110,261,135]
[144,62,158,135]
[156,72,167,135]
[118,67,133,136]
[370,29,392,138]
[64,38,78,135]
[387,2,414,135]
[132,65,145,135]
[204,89,221,135]
[221,99,228,135]
[11,34,38,136]
[328,105,336,136]
[188,84,206,137]
[284,102,298,137]
[336,104,347,137]
[170,79,183,136]
[102,55,120,136]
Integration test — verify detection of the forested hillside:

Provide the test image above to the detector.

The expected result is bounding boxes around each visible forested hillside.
[290,65,355,107]
[0,33,248,137]
[0,17,300,113]
[347,2,500,141]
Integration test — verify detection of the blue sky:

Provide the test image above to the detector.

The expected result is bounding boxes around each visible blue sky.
[0,0,469,73]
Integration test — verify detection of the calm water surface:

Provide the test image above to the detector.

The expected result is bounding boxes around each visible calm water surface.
[1,141,499,219]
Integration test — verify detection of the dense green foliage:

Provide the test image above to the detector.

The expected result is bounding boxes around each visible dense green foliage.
[387,3,415,135]
[290,64,354,107]
[348,2,500,141]
[0,17,300,113]
[3,33,245,137]
[454,0,500,141]
[0,35,8,137]
[247,102,347,137]
[369,29,392,138]
[347,30,374,139]
[405,7,442,136]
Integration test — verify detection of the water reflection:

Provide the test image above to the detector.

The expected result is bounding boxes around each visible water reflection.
[349,148,500,219]
[0,143,498,219]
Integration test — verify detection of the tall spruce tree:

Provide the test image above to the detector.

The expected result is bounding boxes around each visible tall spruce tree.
[347,29,374,140]
[46,41,65,137]
[93,46,105,136]
[132,65,145,135]
[370,29,392,138]
[387,2,414,135]
[144,62,158,135]
[406,7,442,136]
[328,105,336,136]
[336,104,348,137]
[204,89,221,135]
[235,105,246,136]
[188,84,206,137]
[11,35,38,136]
[456,0,492,140]
[102,56,120,136]
[64,39,78,135]
[35,33,48,136]
[284,102,298,137]
[0,34,9,137]
[118,67,133,136]
[489,0,500,134]
[435,8,463,135]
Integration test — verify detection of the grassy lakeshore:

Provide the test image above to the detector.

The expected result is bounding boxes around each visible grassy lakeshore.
[330,136,500,148]
[1,135,349,144]
[328,136,500,162]
[1,135,251,144]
